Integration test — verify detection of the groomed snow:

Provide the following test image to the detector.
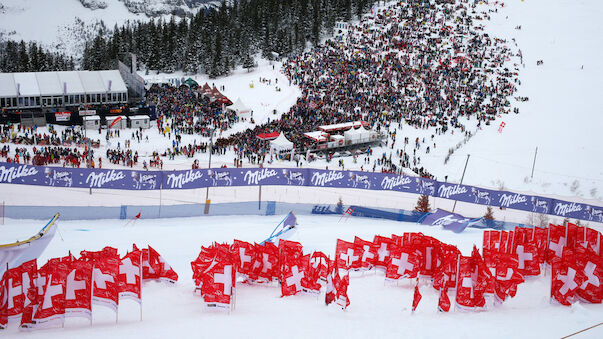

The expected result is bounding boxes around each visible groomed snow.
[1,214,602,338]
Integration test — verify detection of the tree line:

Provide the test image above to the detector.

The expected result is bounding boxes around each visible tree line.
[0,40,75,73]
[2,0,378,76]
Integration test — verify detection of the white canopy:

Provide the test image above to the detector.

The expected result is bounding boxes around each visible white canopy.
[270,133,294,151]
[226,98,251,115]
[0,70,128,98]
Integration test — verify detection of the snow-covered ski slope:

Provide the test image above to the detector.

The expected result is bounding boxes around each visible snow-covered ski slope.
[1,215,602,339]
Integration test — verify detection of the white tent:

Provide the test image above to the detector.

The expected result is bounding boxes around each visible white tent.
[270,133,294,152]
[226,98,251,115]
[344,127,373,143]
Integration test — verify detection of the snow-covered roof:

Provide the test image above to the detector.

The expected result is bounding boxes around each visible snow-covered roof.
[57,71,85,95]
[0,73,17,97]
[0,70,128,98]
[99,70,128,93]
[78,71,106,94]
[13,72,40,97]
[35,72,63,96]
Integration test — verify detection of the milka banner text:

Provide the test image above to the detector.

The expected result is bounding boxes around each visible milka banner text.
[1,162,601,223]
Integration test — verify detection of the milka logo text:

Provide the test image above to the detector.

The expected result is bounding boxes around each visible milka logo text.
[381,176,411,190]
[499,193,527,207]
[432,215,470,227]
[86,170,125,188]
[438,184,467,199]
[554,202,582,216]
[166,170,203,189]
[0,165,38,183]
[311,171,344,186]
[244,169,278,185]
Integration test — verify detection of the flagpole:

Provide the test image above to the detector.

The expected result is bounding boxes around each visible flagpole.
[90,265,94,325]
[454,254,460,312]
[140,250,143,321]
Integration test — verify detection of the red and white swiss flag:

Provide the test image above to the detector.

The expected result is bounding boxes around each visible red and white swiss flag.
[386,245,419,281]
[64,259,93,320]
[354,236,377,271]
[33,260,69,329]
[5,265,25,321]
[574,246,603,304]
[201,260,235,310]
[92,252,120,313]
[118,250,142,303]
[335,239,360,271]
[19,259,38,329]
[373,235,395,270]
[281,258,306,297]
[232,240,255,278]
[551,249,585,306]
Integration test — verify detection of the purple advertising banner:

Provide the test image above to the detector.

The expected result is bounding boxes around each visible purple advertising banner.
[1,162,602,223]
[420,209,472,233]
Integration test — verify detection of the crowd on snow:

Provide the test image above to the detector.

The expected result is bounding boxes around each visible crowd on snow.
[1,1,523,179]
[219,0,521,178]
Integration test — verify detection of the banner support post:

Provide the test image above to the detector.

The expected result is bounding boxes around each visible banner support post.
[452,154,470,213]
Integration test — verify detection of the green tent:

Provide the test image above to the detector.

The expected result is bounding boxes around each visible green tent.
[183,78,199,88]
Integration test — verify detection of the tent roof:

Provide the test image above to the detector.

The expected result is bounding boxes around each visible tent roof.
[226,98,250,113]
[0,70,128,98]
[257,132,280,140]
[318,121,369,132]
[99,70,128,93]
[303,131,330,142]
[0,73,17,97]
[13,72,40,97]
[270,133,294,150]
[183,78,199,87]
[57,71,85,94]
[35,72,63,96]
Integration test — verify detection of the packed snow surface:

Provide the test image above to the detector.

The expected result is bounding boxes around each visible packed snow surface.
[1,215,602,338]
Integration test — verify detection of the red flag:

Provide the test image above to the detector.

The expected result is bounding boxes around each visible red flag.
[0,271,7,329]
[92,251,120,312]
[19,259,38,329]
[300,254,321,295]
[148,246,179,283]
[494,253,524,303]
[433,244,460,291]
[547,224,567,264]
[386,245,419,281]
[354,236,377,271]
[412,283,422,312]
[201,258,235,310]
[438,287,451,312]
[533,226,548,264]
[308,251,330,283]
[232,240,255,279]
[335,239,359,270]
[64,258,93,320]
[253,242,279,283]
[281,257,306,297]
[5,265,24,321]
[325,259,350,309]
[575,246,603,304]
[373,235,395,270]
[135,212,141,219]
[515,242,540,276]
[551,248,585,306]
[33,260,69,329]
[118,250,142,303]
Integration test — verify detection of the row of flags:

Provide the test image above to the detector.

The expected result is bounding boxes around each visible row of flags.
[0,245,177,331]
[190,239,351,311]
[191,223,602,313]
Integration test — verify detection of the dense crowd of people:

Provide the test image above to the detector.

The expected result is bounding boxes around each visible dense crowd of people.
[219,0,520,177]
[0,1,522,179]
